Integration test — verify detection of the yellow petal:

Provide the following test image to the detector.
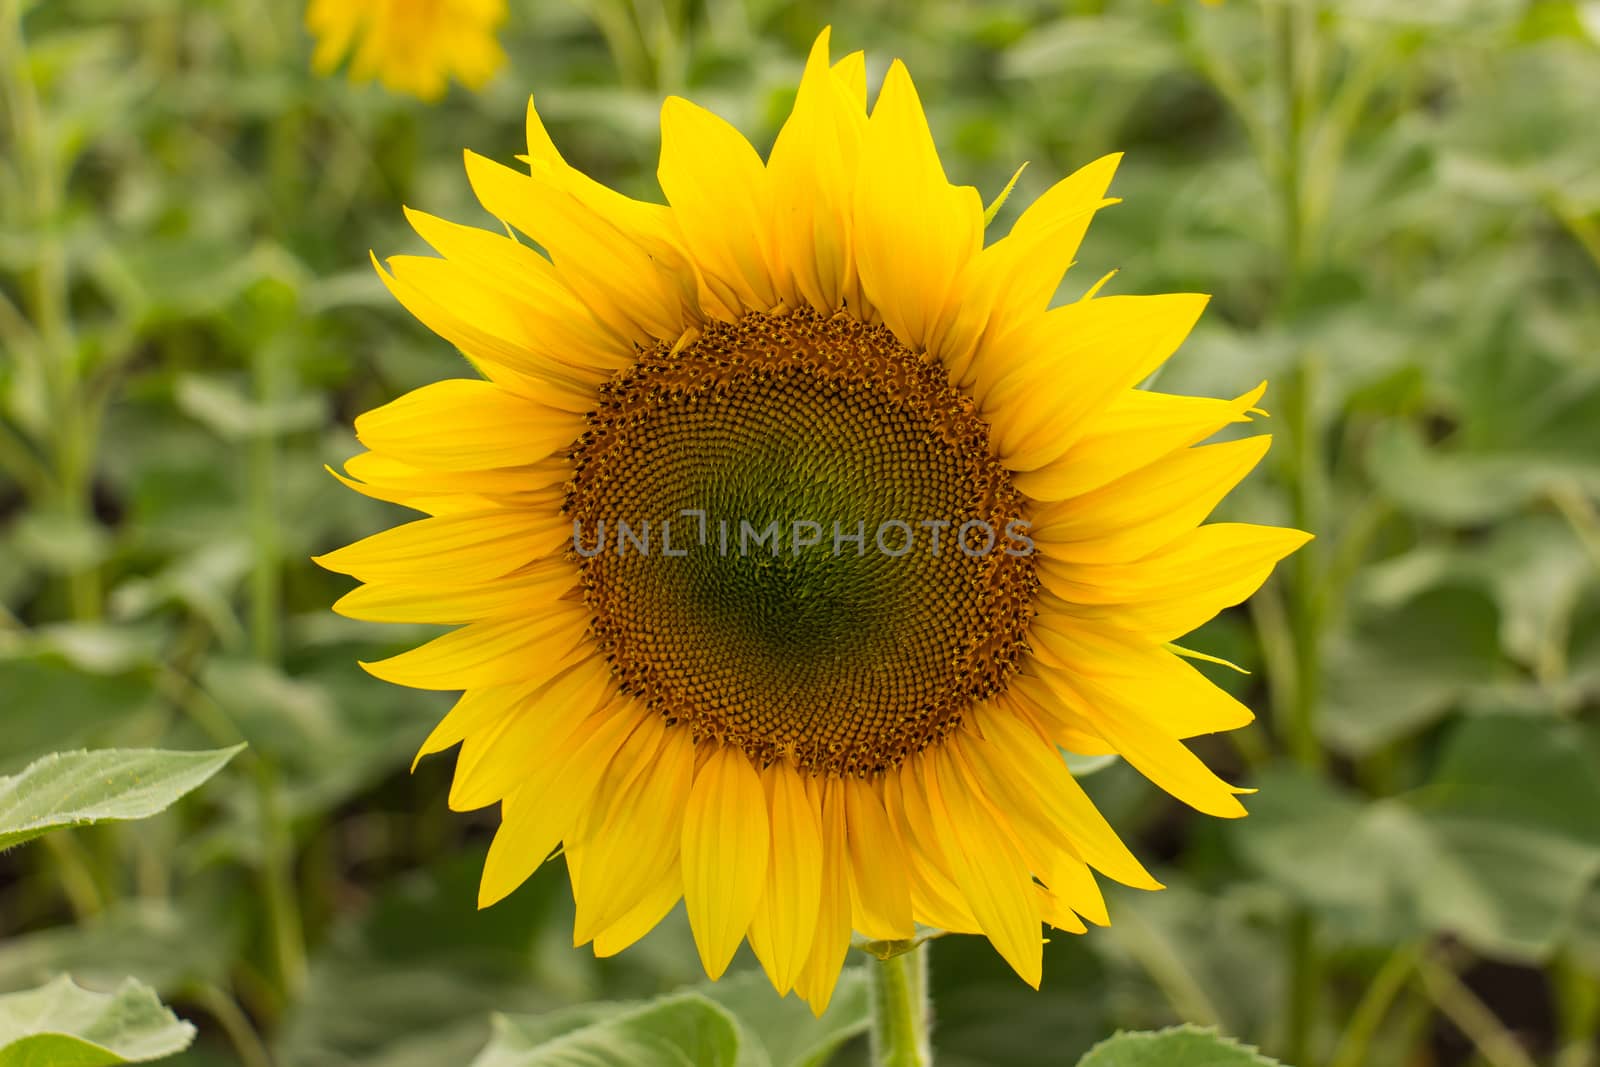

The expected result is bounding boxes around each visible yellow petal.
[745,761,823,995]
[882,766,980,933]
[570,717,694,945]
[1029,618,1254,742]
[463,151,700,345]
[361,603,591,691]
[592,858,683,958]
[925,747,1043,988]
[448,654,617,811]
[940,153,1122,385]
[332,452,568,516]
[1036,523,1312,641]
[768,28,868,315]
[843,776,915,941]
[1026,661,1249,819]
[374,253,602,412]
[681,745,770,980]
[852,60,982,350]
[415,681,530,770]
[1031,435,1272,564]
[981,293,1209,471]
[659,96,778,317]
[478,703,646,907]
[333,559,580,624]
[964,702,1159,891]
[402,207,630,378]
[795,777,852,1016]
[1013,382,1267,501]
[998,684,1113,757]
[313,507,568,584]
[1036,883,1089,934]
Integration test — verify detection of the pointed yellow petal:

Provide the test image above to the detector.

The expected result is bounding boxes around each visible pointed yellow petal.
[883,766,980,933]
[313,508,568,584]
[926,747,1043,988]
[843,777,915,940]
[981,294,1209,471]
[448,653,616,811]
[964,702,1159,891]
[745,761,823,995]
[1028,619,1255,742]
[1026,661,1249,819]
[1031,435,1272,564]
[1036,883,1089,934]
[853,60,982,350]
[478,704,646,907]
[681,745,770,980]
[402,208,629,378]
[1036,523,1312,642]
[940,154,1122,384]
[570,720,693,946]
[333,559,580,624]
[659,96,778,317]
[768,28,868,315]
[415,681,529,770]
[1013,382,1268,501]
[592,859,683,958]
[361,604,591,690]
[795,777,852,1016]
[463,151,700,345]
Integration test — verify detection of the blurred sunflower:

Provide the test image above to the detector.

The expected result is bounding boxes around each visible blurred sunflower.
[317,29,1309,1013]
[305,0,505,101]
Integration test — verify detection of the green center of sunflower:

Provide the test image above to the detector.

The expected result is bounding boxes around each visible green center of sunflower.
[564,308,1037,777]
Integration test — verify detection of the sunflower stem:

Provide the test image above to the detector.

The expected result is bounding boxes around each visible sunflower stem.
[869,940,933,1067]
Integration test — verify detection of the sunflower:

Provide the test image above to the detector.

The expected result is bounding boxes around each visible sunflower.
[305,0,506,101]
[316,29,1309,1013]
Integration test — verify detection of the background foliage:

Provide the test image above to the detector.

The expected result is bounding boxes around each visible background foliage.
[3,0,1599,1064]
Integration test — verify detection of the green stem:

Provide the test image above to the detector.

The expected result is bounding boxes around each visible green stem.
[1554,953,1600,1067]
[1329,944,1420,1067]
[2,0,101,620]
[190,982,276,1067]
[1417,954,1538,1067]
[869,942,933,1067]
[1284,906,1319,1066]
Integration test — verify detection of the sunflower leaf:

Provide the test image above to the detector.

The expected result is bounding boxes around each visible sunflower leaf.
[0,976,196,1065]
[470,993,742,1067]
[1076,1024,1285,1066]
[0,746,245,852]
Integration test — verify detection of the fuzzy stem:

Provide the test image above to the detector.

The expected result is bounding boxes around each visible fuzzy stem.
[870,941,933,1067]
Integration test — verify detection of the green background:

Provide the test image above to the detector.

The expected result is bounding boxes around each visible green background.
[3,0,1599,1064]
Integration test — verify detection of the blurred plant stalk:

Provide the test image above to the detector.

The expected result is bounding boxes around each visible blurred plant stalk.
[2,0,102,622]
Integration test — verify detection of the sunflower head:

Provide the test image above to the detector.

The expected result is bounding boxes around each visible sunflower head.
[305,0,506,101]
[317,28,1310,1015]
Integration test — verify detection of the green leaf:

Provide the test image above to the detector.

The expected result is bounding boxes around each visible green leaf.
[1076,1024,1284,1066]
[0,746,244,852]
[471,993,742,1067]
[1233,717,1600,960]
[0,976,195,1065]
[698,970,869,1067]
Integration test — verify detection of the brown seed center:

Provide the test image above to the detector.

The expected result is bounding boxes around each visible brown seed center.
[564,308,1037,776]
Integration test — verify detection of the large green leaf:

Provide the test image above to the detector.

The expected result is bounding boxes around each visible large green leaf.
[0,746,244,852]
[1233,716,1600,960]
[698,970,869,1067]
[1076,1025,1284,1066]
[0,976,194,1066]
[471,994,741,1067]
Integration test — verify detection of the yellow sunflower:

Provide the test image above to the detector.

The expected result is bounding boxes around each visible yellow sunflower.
[305,0,506,101]
[316,29,1309,1014]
